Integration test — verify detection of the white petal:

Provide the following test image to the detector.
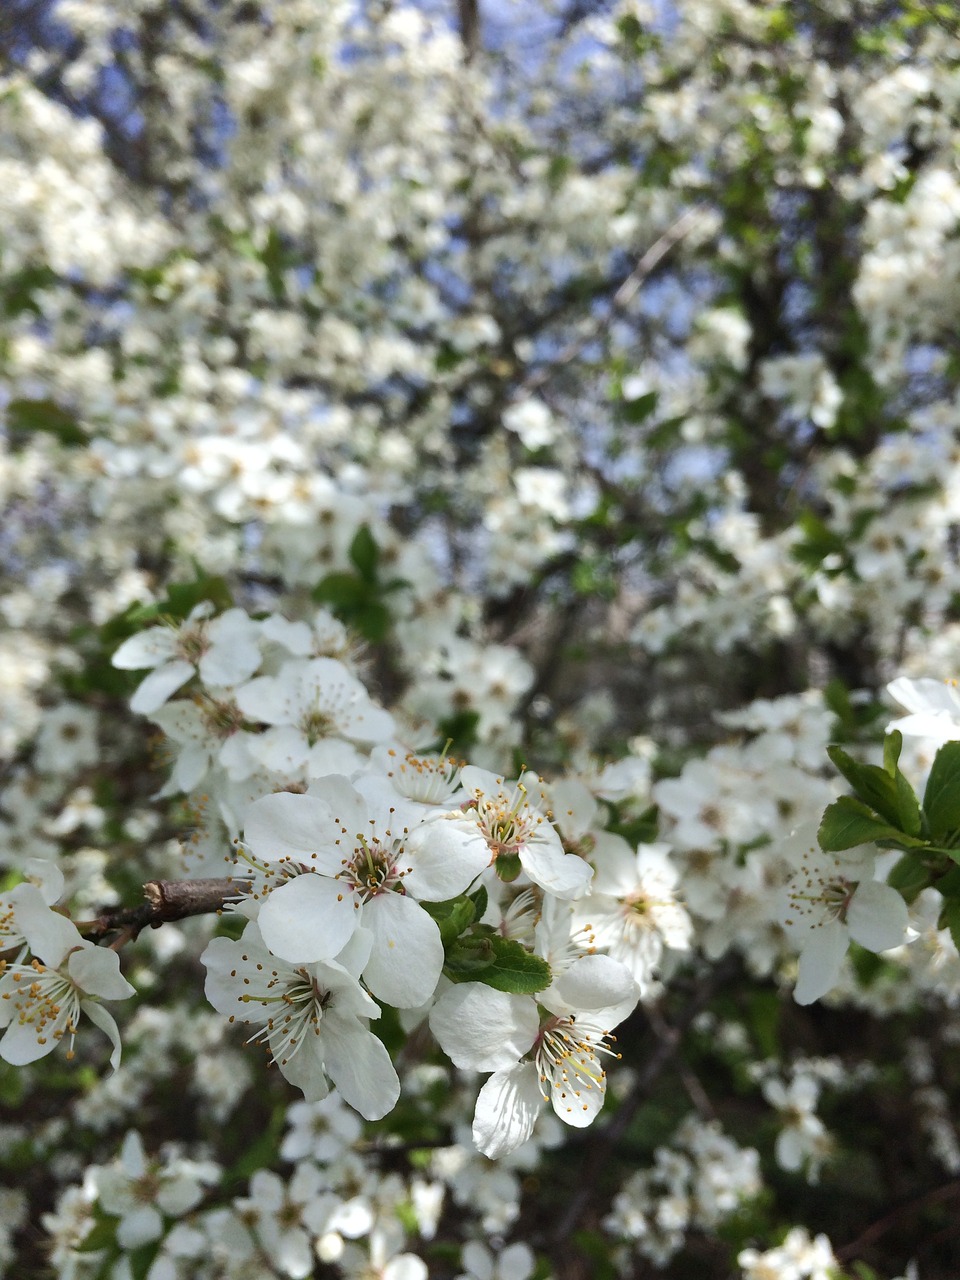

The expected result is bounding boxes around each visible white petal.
[243,792,341,868]
[130,661,195,714]
[277,1042,332,1104]
[82,999,125,1071]
[171,743,210,793]
[261,616,313,655]
[403,820,490,901]
[499,1243,535,1280]
[887,676,960,717]
[200,638,262,687]
[519,840,593,900]
[15,891,82,966]
[550,1051,608,1128]
[461,1242,494,1280]
[68,945,136,999]
[248,725,311,772]
[429,984,537,1070]
[258,876,359,963]
[117,1204,163,1249]
[0,1018,57,1065]
[551,953,638,1013]
[112,628,178,670]
[794,919,848,1005]
[306,738,364,778]
[847,881,908,953]
[472,1063,543,1159]
[236,674,292,726]
[322,1019,401,1121]
[361,895,443,1008]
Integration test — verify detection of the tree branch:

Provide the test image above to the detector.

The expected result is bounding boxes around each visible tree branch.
[80,878,250,943]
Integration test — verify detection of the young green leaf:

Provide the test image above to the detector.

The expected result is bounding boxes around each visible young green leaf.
[923,741,960,840]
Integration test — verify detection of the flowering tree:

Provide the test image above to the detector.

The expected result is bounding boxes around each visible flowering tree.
[3,1,960,1277]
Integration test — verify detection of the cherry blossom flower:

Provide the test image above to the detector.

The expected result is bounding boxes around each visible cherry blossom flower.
[235,657,395,775]
[430,953,638,1157]
[202,923,400,1118]
[577,840,692,996]
[781,828,908,1005]
[113,603,263,714]
[441,766,593,900]
[0,893,135,1068]
[242,775,489,1006]
[92,1131,219,1249]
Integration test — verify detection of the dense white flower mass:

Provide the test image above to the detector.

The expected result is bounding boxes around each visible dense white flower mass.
[3,1,960,1276]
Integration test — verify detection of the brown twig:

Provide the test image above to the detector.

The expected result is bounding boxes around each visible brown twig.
[835,1178,960,1262]
[79,878,250,944]
[519,203,708,399]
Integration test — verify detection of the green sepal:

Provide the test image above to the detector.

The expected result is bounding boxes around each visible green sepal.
[494,852,523,882]
[443,933,496,977]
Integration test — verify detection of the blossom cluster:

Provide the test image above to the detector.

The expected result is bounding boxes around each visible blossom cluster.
[4,1,960,1277]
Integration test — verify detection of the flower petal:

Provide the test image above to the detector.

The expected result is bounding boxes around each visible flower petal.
[361,895,443,1008]
[130,660,194,714]
[68,945,136,1000]
[403,819,490,901]
[429,984,538,1070]
[519,840,593,900]
[322,1019,400,1121]
[847,880,908,953]
[112,628,179,670]
[258,876,359,963]
[82,999,125,1071]
[794,918,848,1005]
[472,1063,542,1159]
[243,792,342,869]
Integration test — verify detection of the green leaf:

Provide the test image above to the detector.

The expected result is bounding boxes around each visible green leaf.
[827,744,919,832]
[923,741,960,839]
[934,865,960,897]
[479,935,552,994]
[468,884,488,923]
[886,854,932,904]
[7,397,88,447]
[163,573,233,619]
[938,899,960,953]
[444,932,552,993]
[348,524,380,582]
[818,796,922,852]
[436,709,479,755]
[613,804,660,846]
[312,571,368,609]
[622,390,659,423]
[422,894,477,947]
[882,730,903,774]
